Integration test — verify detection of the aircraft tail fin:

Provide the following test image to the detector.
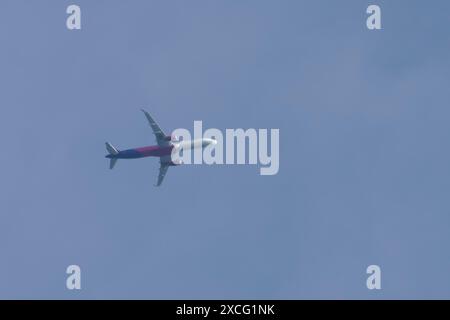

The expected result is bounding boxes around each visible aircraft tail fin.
[105,142,119,155]
[109,158,118,170]
[106,142,119,169]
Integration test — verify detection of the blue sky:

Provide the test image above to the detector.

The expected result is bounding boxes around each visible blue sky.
[1,0,450,299]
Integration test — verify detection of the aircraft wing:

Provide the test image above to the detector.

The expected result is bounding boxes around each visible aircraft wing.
[141,109,169,146]
[156,162,170,187]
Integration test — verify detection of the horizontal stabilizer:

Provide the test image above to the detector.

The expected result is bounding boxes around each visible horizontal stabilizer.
[109,158,118,170]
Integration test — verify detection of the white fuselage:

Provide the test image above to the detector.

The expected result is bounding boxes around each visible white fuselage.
[174,138,216,150]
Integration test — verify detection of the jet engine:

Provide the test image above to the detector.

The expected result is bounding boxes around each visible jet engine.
[164,135,180,142]
[168,159,184,166]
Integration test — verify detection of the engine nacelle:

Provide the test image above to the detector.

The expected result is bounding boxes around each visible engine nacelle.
[168,159,183,166]
[171,135,180,142]
[164,135,180,142]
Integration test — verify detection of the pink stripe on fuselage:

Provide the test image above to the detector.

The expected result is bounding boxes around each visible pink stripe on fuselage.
[134,145,173,157]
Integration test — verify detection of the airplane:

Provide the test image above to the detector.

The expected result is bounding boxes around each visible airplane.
[105,109,217,186]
